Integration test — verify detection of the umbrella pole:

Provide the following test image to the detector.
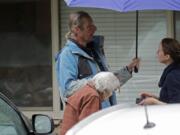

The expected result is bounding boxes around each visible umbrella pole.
[134,10,139,73]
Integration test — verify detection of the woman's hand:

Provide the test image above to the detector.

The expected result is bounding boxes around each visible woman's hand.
[140,92,158,99]
[139,97,165,105]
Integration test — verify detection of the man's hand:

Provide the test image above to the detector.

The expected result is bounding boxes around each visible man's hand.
[127,58,140,72]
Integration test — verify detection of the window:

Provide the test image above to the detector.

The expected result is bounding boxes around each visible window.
[0,0,52,107]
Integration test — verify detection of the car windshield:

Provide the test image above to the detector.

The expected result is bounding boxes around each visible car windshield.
[0,97,27,135]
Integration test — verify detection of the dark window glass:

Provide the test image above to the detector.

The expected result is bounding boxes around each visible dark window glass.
[0,0,52,107]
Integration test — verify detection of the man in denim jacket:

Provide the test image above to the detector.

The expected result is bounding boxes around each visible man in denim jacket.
[56,11,140,108]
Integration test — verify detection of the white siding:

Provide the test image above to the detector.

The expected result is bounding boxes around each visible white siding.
[60,0,167,104]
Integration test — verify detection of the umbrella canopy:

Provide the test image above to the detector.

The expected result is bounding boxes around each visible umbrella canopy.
[64,0,180,12]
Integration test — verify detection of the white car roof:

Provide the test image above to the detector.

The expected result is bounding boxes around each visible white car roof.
[67,103,180,135]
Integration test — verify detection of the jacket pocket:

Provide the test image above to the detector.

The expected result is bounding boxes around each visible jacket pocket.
[78,56,92,79]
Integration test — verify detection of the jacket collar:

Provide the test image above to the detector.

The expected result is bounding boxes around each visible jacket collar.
[159,63,180,87]
[66,40,94,60]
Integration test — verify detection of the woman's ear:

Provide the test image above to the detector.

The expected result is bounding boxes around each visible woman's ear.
[165,54,170,59]
[164,54,174,64]
[165,54,173,62]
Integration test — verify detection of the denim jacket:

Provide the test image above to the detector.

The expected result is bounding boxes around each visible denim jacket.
[56,40,132,108]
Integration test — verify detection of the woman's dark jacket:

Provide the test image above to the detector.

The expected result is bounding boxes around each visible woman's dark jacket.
[159,63,180,103]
